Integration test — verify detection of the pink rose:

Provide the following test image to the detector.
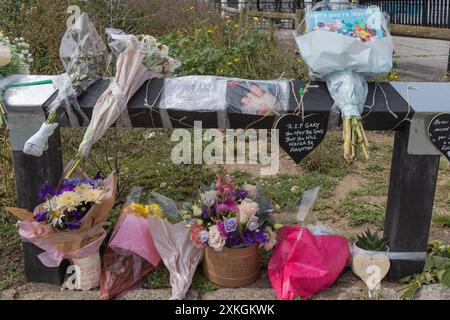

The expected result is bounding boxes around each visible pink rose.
[237,199,259,225]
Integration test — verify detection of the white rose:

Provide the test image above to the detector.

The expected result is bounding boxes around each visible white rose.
[0,45,12,67]
[208,225,225,251]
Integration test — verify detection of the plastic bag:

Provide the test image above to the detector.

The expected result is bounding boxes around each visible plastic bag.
[159,76,290,115]
[146,193,202,300]
[268,226,351,300]
[294,3,393,80]
[60,12,110,96]
[268,187,350,299]
[100,187,162,300]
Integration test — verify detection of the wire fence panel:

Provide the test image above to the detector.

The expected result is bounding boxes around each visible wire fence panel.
[359,0,450,28]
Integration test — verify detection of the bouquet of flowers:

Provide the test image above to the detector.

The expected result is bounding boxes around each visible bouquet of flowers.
[0,33,33,127]
[100,187,163,300]
[294,3,393,162]
[24,12,108,156]
[65,32,180,177]
[7,171,116,290]
[182,175,278,252]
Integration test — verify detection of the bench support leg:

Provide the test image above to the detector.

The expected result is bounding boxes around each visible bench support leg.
[384,127,440,281]
[12,127,68,285]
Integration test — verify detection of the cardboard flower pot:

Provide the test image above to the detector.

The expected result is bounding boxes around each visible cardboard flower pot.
[202,244,260,288]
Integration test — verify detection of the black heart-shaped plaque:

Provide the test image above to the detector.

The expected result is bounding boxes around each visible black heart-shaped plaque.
[428,113,450,161]
[275,113,326,163]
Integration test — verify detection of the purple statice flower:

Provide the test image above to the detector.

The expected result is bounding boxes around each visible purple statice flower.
[201,207,210,220]
[242,230,257,246]
[216,220,228,240]
[199,230,209,246]
[255,229,270,244]
[217,198,238,214]
[67,221,81,230]
[58,184,76,195]
[34,211,48,222]
[93,172,103,181]
[226,231,240,247]
[223,217,237,233]
[70,210,83,220]
[235,187,248,200]
[38,185,56,201]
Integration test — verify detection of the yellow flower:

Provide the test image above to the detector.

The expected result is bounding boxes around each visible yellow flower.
[207,29,214,33]
[233,24,239,29]
[233,58,240,63]
[148,204,164,219]
[226,20,232,26]
[274,223,283,230]
[253,17,260,22]
[129,202,148,218]
[189,6,194,10]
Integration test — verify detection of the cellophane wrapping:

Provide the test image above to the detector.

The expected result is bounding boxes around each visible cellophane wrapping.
[7,172,117,269]
[100,187,161,300]
[294,2,393,118]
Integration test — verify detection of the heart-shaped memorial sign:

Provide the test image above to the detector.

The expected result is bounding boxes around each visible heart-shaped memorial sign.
[275,114,326,163]
[428,113,450,161]
[351,253,390,291]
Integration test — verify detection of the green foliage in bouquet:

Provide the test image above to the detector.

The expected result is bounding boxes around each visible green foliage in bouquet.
[355,229,389,251]
[398,241,450,300]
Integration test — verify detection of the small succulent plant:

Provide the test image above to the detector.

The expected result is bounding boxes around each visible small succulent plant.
[355,229,389,251]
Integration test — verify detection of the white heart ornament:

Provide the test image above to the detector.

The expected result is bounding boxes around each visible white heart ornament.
[351,253,390,291]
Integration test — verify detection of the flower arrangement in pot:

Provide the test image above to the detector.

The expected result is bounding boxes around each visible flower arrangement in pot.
[351,229,391,297]
[182,175,279,288]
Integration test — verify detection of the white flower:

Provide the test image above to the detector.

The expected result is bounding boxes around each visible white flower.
[82,189,104,204]
[200,190,218,207]
[56,191,82,211]
[0,44,11,67]
[208,225,225,251]
[75,183,93,194]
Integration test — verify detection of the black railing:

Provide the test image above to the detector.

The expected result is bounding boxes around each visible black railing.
[359,0,450,28]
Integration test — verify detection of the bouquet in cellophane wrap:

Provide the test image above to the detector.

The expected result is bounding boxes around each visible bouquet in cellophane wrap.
[294,2,394,162]
[100,187,163,300]
[7,170,117,290]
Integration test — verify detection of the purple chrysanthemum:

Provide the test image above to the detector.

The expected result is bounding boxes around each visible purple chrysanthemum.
[34,211,48,222]
[38,185,56,201]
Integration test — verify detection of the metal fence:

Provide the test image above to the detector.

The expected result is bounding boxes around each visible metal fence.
[221,1,303,28]
[359,0,450,28]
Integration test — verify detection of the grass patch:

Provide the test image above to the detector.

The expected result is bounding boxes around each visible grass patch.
[432,214,450,227]
[339,198,385,228]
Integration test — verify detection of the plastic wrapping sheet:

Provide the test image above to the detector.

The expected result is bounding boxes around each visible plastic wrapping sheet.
[100,187,161,300]
[7,172,117,268]
[159,76,291,116]
[60,12,110,96]
[294,3,393,80]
